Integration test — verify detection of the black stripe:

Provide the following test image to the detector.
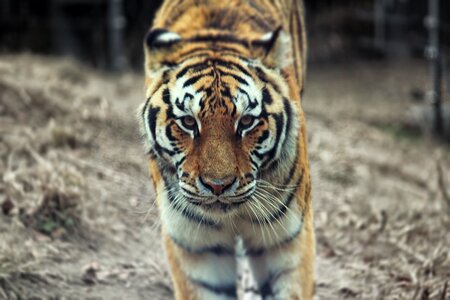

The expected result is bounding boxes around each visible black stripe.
[175,156,186,170]
[260,278,273,297]
[243,287,261,295]
[190,278,237,298]
[165,186,220,228]
[283,98,292,148]
[162,88,171,105]
[176,62,210,79]
[158,159,177,176]
[265,172,303,222]
[261,87,273,105]
[252,149,265,160]
[162,88,177,121]
[154,143,176,157]
[165,122,177,142]
[215,60,252,78]
[148,107,160,141]
[254,67,281,94]
[237,87,251,104]
[183,72,211,88]
[251,171,303,225]
[180,188,203,199]
[261,98,293,171]
[170,200,219,229]
[246,220,303,256]
[170,235,234,256]
[249,155,259,169]
[147,107,178,156]
[260,112,284,169]
[160,60,179,68]
[283,143,299,186]
[218,69,248,85]
[188,34,248,47]
[257,130,270,145]
[177,45,245,59]
[177,50,249,66]
[258,268,296,298]
[264,99,296,176]
[141,97,151,134]
[176,53,211,66]
[220,84,233,100]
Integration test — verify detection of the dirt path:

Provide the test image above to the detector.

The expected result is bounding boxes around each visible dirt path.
[0,55,449,300]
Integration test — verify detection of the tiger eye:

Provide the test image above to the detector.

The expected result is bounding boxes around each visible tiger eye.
[240,115,253,127]
[182,116,196,129]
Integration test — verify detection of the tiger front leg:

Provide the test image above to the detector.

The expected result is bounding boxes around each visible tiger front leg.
[163,232,238,300]
[261,215,315,300]
[263,269,310,300]
[163,233,198,300]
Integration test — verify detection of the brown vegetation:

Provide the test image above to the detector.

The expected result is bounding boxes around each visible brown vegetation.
[0,55,448,299]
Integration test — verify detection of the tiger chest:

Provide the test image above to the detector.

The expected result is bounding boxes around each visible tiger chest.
[160,195,304,298]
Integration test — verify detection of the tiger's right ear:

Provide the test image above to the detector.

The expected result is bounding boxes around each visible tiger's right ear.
[144,29,182,73]
[145,29,182,49]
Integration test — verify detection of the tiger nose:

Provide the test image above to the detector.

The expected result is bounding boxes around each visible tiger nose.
[200,176,236,196]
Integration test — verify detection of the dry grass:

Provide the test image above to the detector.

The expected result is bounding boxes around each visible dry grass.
[306,62,450,299]
[0,55,449,299]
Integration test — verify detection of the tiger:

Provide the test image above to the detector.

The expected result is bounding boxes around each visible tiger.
[139,0,314,299]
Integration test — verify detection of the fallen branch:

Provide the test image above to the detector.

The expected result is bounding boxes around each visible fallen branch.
[440,281,448,300]
[436,159,450,210]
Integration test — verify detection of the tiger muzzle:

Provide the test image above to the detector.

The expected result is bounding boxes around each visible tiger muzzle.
[199,176,237,196]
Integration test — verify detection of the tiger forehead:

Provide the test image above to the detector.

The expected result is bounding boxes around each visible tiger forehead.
[169,60,262,116]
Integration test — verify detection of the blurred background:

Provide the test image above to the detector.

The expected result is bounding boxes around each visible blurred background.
[1,0,449,65]
[1,0,449,136]
[0,1,449,299]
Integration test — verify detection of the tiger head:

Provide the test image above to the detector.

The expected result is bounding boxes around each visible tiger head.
[140,27,302,217]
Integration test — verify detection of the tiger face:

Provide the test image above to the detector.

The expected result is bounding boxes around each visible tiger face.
[141,30,299,217]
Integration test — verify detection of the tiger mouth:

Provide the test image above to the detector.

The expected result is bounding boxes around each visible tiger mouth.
[187,197,247,206]
[193,199,248,212]
[181,185,256,204]
[184,194,249,212]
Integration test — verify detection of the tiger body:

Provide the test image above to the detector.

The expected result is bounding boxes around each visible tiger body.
[140,0,314,299]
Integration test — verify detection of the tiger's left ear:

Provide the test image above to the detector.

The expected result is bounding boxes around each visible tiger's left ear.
[251,27,292,69]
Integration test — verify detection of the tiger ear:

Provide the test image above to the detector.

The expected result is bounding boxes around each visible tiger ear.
[145,28,182,49]
[144,29,182,73]
[251,27,292,69]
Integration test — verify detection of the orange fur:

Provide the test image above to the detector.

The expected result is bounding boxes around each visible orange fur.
[143,0,314,299]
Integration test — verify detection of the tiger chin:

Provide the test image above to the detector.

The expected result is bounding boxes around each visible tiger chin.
[139,0,315,299]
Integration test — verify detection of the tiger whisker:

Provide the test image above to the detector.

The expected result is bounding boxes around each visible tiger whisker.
[248,195,281,245]
[252,190,292,239]
[252,195,280,243]
[246,197,268,246]
[257,180,297,191]
[254,188,295,217]
[252,190,293,239]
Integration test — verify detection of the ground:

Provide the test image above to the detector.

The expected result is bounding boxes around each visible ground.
[0,54,449,300]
